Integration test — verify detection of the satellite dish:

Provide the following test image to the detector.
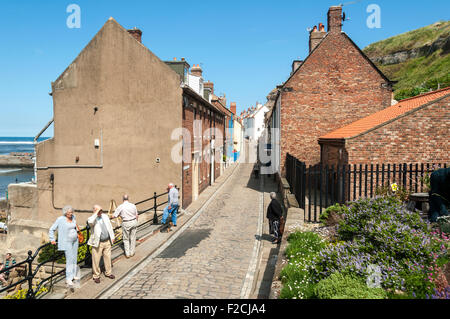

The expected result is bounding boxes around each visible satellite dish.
[307,27,312,32]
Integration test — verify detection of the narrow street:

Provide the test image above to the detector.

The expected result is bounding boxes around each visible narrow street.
[99,163,280,299]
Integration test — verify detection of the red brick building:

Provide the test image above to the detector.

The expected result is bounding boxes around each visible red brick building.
[181,86,226,208]
[319,87,450,166]
[276,5,393,174]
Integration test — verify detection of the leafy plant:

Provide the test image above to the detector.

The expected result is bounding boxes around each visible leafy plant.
[314,272,387,299]
[279,232,326,299]
[375,182,411,202]
[3,285,48,299]
[319,203,348,226]
[38,229,89,264]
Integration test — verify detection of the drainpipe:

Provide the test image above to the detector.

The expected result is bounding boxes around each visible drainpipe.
[33,118,54,183]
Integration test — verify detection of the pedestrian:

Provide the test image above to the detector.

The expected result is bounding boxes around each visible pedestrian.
[87,205,116,284]
[48,205,80,291]
[161,183,179,230]
[267,192,283,244]
[113,194,139,258]
[0,263,8,286]
[4,253,15,279]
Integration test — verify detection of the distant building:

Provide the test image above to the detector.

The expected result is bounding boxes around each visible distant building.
[319,87,450,166]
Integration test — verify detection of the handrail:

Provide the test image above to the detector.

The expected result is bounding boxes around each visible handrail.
[0,188,176,299]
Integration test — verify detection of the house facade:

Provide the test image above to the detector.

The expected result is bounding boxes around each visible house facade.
[271,5,393,175]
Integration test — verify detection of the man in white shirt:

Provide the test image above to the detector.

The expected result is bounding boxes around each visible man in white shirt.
[113,194,139,258]
[87,205,115,283]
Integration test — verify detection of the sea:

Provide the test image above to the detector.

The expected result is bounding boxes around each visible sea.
[0,137,50,200]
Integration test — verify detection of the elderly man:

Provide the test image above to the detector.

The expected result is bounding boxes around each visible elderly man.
[161,183,179,230]
[113,195,139,258]
[267,192,283,244]
[88,205,115,284]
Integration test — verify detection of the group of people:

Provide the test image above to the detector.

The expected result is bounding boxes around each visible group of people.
[48,183,179,291]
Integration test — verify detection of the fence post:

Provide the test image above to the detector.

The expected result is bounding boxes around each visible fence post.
[84,221,92,268]
[25,250,35,299]
[153,192,158,224]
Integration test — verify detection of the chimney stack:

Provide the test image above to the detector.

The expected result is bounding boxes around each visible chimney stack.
[309,23,327,53]
[191,64,203,77]
[127,27,142,43]
[291,60,304,75]
[230,102,237,115]
[327,6,343,33]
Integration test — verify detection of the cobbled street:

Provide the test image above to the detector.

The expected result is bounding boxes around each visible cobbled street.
[106,163,263,299]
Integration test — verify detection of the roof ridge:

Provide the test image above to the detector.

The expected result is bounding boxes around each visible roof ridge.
[394,86,450,104]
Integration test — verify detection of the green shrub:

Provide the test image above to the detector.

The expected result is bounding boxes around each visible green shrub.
[315,272,388,299]
[279,232,326,299]
[285,231,327,260]
[38,229,89,264]
[319,203,348,226]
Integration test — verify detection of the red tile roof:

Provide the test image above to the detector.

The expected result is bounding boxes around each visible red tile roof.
[320,87,450,140]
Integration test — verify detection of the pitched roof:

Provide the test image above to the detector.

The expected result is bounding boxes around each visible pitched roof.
[284,32,393,88]
[320,87,450,140]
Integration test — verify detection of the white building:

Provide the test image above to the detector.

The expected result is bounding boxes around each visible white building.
[243,103,269,142]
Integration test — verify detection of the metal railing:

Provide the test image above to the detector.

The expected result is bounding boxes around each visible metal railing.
[0,189,174,299]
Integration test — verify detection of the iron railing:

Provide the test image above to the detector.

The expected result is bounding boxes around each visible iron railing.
[0,188,174,299]
[285,153,448,223]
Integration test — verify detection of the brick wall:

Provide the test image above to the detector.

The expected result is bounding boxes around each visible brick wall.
[182,92,226,208]
[344,95,450,164]
[280,30,392,175]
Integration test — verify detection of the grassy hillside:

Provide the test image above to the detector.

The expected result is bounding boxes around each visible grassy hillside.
[363,21,450,100]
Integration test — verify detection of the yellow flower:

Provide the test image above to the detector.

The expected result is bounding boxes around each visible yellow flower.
[391,183,398,192]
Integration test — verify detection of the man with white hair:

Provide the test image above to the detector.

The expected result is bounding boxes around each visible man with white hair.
[161,183,179,231]
[88,205,116,284]
[267,192,283,244]
[113,194,138,258]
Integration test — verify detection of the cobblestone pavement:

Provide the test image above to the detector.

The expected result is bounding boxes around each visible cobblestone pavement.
[107,163,263,299]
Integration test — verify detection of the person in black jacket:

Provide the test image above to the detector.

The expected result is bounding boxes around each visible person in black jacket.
[267,192,283,244]
[429,167,450,222]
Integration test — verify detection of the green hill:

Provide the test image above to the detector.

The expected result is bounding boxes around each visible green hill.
[363,21,450,100]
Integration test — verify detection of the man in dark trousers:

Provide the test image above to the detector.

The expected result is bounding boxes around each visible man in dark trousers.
[267,192,283,244]
[429,167,450,222]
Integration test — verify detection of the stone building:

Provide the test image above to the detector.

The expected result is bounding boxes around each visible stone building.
[268,5,394,175]
[6,18,228,255]
[319,87,450,166]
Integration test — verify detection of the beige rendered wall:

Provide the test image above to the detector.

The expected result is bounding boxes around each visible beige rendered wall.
[35,18,182,226]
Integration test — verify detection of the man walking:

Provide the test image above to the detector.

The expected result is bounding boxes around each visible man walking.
[267,192,283,244]
[88,205,116,284]
[113,194,139,258]
[161,183,179,230]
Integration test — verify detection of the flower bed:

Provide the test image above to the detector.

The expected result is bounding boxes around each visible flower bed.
[279,195,450,299]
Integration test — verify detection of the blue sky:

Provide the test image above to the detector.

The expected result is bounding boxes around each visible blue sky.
[0,0,448,137]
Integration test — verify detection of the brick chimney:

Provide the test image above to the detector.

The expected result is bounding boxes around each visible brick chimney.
[230,102,237,115]
[291,60,304,75]
[327,6,343,33]
[309,24,326,53]
[127,27,142,43]
[204,81,214,95]
[191,64,203,77]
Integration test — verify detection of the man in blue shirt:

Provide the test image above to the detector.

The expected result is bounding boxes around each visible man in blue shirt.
[161,183,179,231]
